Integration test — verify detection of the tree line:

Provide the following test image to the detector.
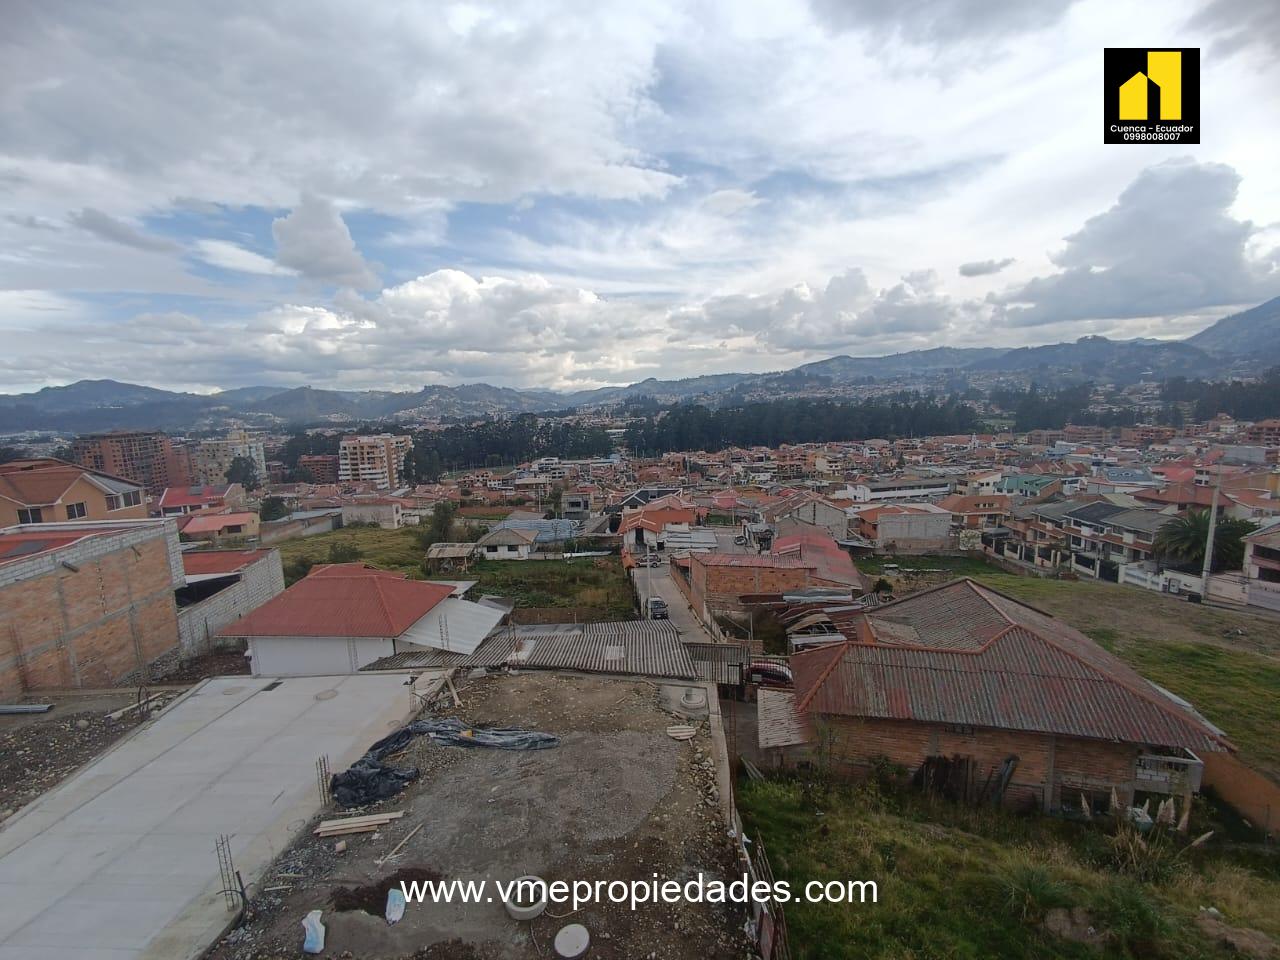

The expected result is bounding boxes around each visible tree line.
[623,396,980,454]
[1160,368,1280,422]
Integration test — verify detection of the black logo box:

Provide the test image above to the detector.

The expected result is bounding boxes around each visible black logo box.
[1103,48,1200,144]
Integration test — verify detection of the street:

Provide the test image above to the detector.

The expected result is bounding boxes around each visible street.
[632,561,713,642]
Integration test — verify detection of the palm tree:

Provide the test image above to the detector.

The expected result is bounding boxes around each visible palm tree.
[1153,509,1256,573]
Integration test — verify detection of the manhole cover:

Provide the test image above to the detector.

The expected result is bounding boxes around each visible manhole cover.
[314,689,339,701]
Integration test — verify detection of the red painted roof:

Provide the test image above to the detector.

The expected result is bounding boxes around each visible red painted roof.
[695,553,811,569]
[218,567,452,638]
[182,549,272,576]
[791,579,1227,752]
[159,485,233,508]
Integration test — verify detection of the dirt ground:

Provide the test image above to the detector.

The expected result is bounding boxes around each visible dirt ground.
[153,649,251,684]
[206,672,751,960]
[0,689,180,817]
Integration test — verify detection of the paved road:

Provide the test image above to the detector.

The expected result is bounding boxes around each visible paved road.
[632,563,713,643]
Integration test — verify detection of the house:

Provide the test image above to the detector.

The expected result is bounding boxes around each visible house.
[778,579,1228,811]
[773,527,869,594]
[157,483,245,516]
[1242,519,1280,613]
[0,458,147,526]
[341,499,403,529]
[0,519,184,697]
[179,511,260,543]
[476,526,537,560]
[218,563,504,676]
[839,477,953,503]
[847,502,953,552]
[935,493,1012,530]
[761,491,849,541]
[675,553,816,625]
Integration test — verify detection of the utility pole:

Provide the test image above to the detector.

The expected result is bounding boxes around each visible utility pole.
[1199,463,1224,596]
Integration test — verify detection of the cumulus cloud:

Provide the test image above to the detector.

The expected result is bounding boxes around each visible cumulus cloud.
[689,267,961,350]
[271,196,379,289]
[69,208,180,252]
[958,257,1014,277]
[991,160,1279,327]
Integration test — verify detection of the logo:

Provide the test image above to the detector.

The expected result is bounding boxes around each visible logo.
[1104,48,1199,144]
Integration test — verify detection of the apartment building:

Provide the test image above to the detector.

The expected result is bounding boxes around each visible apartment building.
[0,458,148,527]
[337,434,412,489]
[71,431,191,493]
[1243,519,1280,613]
[1243,419,1280,447]
[190,430,267,485]
[298,454,339,483]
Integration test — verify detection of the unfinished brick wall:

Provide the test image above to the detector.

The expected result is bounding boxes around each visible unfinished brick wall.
[0,533,180,697]
[813,716,1139,811]
[689,558,814,616]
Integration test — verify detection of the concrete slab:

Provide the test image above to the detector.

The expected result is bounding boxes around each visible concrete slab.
[0,674,417,960]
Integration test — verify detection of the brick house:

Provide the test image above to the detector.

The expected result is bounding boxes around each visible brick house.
[779,579,1227,811]
[0,520,185,697]
[677,553,815,624]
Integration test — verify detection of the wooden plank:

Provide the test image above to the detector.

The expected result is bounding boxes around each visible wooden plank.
[315,811,404,831]
[315,824,381,837]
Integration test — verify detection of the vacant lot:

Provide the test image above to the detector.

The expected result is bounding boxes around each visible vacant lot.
[275,526,634,619]
[739,777,1280,960]
[858,557,1280,782]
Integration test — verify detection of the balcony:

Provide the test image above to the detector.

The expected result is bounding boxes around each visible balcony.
[1135,749,1203,795]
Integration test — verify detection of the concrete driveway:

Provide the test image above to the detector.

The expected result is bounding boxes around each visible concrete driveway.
[0,674,417,960]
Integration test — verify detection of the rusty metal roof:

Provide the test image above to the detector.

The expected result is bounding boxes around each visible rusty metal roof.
[792,578,1229,753]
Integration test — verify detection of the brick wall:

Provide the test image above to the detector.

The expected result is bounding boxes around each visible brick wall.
[689,556,813,618]
[814,716,1139,811]
[0,525,182,697]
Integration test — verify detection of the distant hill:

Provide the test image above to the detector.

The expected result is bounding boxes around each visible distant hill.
[1186,295,1280,363]
[2,295,1276,432]
[967,336,1218,381]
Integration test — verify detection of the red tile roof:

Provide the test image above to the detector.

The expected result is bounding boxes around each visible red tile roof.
[791,578,1227,753]
[218,567,452,638]
[159,485,235,509]
[182,549,272,576]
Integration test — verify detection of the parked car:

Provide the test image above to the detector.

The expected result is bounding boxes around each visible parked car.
[747,661,793,687]
[645,596,670,619]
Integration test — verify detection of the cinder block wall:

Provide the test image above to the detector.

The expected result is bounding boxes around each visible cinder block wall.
[0,527,181,697]
[177,551,285,655]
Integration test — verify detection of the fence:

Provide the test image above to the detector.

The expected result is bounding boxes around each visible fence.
[730,809,793,960]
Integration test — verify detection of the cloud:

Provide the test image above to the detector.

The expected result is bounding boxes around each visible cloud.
[193,239,295,276]
[272,196,379,289]
[991,160,1279,327]
[688,267,962,350]
[808,0,1079,45]
[69,207,180,252]
[1187,0,1280,57]
[959,257,1014,277]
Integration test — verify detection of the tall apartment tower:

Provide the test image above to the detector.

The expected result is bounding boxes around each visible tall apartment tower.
[71,431,191,494]
[337,434,413,490]
[191,430,268,485]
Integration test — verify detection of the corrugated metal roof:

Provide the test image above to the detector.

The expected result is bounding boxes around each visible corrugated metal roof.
[758,689,811,749]
[792,578,1229,754]
[361,621,696,679]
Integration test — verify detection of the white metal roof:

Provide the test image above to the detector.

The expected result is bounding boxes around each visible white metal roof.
[398,597,506,655]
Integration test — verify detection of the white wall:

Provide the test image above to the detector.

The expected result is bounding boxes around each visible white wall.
[247,636,394,676]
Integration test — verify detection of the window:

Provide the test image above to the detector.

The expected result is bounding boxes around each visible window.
[106,495,121,510]
[123,490,142,507]
[65,502,87,520]
[486,545,498,553]
[18,507,43,523]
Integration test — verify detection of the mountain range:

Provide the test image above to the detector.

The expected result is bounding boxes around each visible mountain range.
[2,295,1277,434]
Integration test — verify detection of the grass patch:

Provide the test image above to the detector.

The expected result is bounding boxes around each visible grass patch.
[738,778,1280,960]
[274,526,634,619]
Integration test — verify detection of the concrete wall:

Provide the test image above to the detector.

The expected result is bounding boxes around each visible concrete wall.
[0,522,183,697]
[176,551,285,656]
[259,512,338,545]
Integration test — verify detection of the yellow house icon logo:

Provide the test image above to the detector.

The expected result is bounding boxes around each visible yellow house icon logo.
[1118,51,1182,121]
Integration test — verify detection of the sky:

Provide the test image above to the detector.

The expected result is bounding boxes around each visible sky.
[1,0,1277,395]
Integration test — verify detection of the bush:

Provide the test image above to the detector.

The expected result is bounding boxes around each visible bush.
[327,541,362,564]
[1001,865,1073,921]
